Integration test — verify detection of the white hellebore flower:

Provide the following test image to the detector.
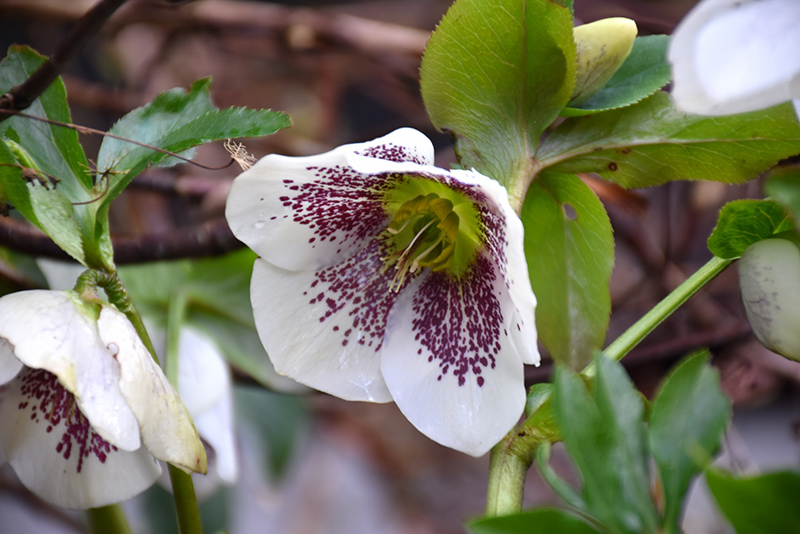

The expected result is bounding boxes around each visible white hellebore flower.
[0,290,206,509]
[226,128,538,456]
[668,0,800,117]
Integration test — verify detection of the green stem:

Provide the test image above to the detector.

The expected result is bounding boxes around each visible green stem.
[87,504,132,534]
[168,464,203,534]
[590,255,733,374]
[485,433,534,516]
[165,290,188,386]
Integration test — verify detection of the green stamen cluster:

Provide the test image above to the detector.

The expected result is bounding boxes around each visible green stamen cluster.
[382,177,483,289]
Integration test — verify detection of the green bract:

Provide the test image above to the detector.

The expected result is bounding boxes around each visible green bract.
[739,237,800,361]
[570,17,637,107]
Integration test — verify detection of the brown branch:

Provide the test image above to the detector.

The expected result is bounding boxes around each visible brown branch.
[2,0,431,58]
[0,0,128,121]
[0,215,243,264]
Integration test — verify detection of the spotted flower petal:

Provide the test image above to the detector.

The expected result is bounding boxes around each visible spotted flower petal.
[669,0,800,117]
[0,290,206,509]
[227,128,538,456]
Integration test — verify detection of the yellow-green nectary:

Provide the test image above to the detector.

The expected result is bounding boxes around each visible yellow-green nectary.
[739,238,800,361]
[570,17,638,107]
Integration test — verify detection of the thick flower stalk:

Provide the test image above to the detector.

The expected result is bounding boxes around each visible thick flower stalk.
[0,290,207,509]
[668,0,800,117]
[226,128,538,456]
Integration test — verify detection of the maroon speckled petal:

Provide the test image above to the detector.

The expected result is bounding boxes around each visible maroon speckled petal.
[250,237,419,402]
[0,368,161,509]
[226,128,434,272]
[379,252,526,456]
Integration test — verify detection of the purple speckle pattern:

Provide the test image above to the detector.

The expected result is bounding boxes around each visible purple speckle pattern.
[11,367,116,473]
[411,255,505,388]
[305,238,412,350]
[268,139,516,389]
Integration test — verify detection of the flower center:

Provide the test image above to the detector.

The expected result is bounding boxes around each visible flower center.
[381,177,483,290]
[383,193,459,290]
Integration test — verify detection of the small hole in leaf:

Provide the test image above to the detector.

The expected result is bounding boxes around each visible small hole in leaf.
[562,203,577,221]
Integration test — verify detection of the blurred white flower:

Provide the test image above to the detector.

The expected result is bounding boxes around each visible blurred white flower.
[669,0,800,117]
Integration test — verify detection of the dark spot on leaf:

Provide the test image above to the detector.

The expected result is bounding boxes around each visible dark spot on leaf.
[608,162,618,171]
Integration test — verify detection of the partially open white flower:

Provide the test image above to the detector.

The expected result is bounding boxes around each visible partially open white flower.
[0,290,206,509]
[669,0,800,117]
[226,128,538,456]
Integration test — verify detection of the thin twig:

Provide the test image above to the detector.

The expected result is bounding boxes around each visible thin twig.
[0,216,242,263]
[0,0,129,121]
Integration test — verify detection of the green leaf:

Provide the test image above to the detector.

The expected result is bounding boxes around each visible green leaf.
[525,383,552,418]
[521,173,613,369]
[649,351,731,528]
[0,140,85,263]
[469,508,599,534]
[538,93,800,188]
[0,46,97,265]
[420,0,576,187]
[707,199,793,259]
[706,469,800,534]
[562,35,671,116]
[97,78,290,208]
[554,355,659,534]
[765,168,800,229]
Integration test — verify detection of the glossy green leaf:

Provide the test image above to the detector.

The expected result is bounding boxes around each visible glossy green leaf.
[562,35,671,116]
[469,508,599,534]
[707,199,793,259]
[706,469,800,534]
[97,78,290,209]
[765,168,800,229]
[538,94,800,188]
[554,355,659,534]
[0,46,98,265]
[521,173,613,369]
[420,0,575,187]
[649,351,730,528]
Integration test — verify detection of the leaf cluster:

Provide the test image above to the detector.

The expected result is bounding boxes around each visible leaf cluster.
[420,0,800,369]
[471,352,731,534]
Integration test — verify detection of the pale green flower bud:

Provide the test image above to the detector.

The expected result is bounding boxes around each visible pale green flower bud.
[739,237,800,361]
[570,17,638,106]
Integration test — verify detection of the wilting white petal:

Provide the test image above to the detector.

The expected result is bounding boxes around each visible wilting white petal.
[0,367,161,509]
[669,0,800,115]
[251,255,394,402]
[97,307,207,474]
[0,291,141,450]
[226,128,434,272]
[381,257,527,457]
